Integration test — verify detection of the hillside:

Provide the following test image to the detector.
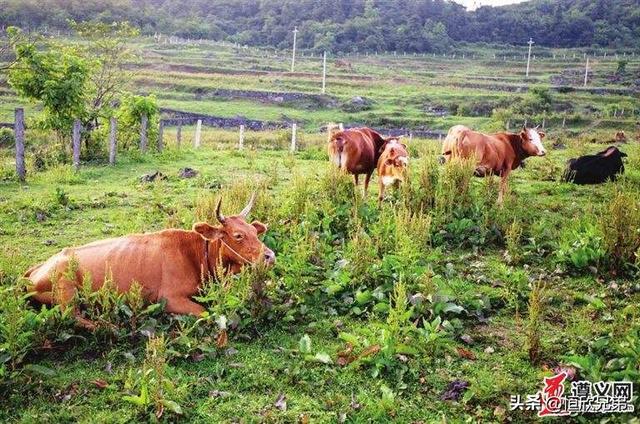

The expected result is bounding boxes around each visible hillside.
[1,0,639,50]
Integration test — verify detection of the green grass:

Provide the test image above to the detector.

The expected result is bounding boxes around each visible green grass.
[1,135,639,422]
[1,38,639,423]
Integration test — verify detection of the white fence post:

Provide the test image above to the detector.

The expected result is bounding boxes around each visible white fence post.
[194,119,202,148]
[239,125,245,150]
[290,123,297,152]
[109,117,117,165]
[72,119,82,171]
[15,108,25,182]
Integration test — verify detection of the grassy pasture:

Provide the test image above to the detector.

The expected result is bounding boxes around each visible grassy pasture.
[1,39,640,423]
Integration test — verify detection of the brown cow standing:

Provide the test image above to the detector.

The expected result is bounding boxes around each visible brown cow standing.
[377,138,409,203]
[444,126,547,203]
[25,195,274,324]
[328,126,387,194]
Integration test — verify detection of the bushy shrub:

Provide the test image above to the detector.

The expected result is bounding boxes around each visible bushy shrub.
[115,94,160,151]
[0,128,14,148]
[601,187,640,275]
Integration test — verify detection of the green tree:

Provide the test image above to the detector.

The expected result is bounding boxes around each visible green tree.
[70,21,139,131]
[116,94,160,150]
[8,28,90,138]
[8,22,139,153]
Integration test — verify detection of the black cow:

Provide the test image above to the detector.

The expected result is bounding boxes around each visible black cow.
[563,146,627,185]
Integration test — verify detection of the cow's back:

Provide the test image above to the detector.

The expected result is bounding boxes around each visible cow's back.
[456,131,519,175]
[26,229,201,297]
[566,154,624,184]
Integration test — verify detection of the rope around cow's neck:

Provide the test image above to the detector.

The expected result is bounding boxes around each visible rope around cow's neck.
[202,237,260,282]
[218,238,254,265]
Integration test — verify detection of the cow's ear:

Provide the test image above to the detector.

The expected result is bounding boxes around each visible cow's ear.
[251,221,267,235]
[193,222,223,239]
[520,128,529,139]
[538,131,546,139]
[378,142,388,154]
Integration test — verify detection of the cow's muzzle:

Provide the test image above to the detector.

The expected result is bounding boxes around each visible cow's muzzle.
[263,248,276,265]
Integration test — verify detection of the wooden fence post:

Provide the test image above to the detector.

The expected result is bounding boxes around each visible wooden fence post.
[239,125,245,150]
[158,120,164,152]
[176,123,182,147]
[109,117,117,165]
[140,114,148,152]
[15,108,25,182]
[194,119,202,148]
[290,123,297,152]
[72,119,82,171]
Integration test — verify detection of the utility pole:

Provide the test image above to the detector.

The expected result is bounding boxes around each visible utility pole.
[583,57,589,87]
[321,51,327,94]
[290,26,298,72]
[526,38,534,78]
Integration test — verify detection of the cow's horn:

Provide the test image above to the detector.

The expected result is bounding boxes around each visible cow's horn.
[240,192,256,218]
[216,198,226,224]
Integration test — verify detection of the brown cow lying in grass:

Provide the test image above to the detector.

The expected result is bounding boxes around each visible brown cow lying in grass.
[443,126,547,203]
[377,137,409,203]
[24,195,274,326]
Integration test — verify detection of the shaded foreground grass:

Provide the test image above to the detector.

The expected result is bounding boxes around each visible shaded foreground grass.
[1,137,639,423]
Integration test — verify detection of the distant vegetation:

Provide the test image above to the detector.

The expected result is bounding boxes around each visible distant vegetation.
[1,0,639,51]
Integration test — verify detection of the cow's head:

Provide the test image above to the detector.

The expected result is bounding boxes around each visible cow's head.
[381,138,409,165]
[193,194,275,273]
[520,126,546,157]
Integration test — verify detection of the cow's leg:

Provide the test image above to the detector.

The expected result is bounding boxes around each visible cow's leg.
[378,179,385,204]
[53,275,99,330]
[498,171,510,205]
[165,296,206,316]
[27,276,54,305]
[363,172,372,196]
[353,174,359,186]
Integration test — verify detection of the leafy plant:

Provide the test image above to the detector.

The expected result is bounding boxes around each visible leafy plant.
[600,187,640,275]
[526,280,546,364]
[557,219,605,271]
[123,335,185,418]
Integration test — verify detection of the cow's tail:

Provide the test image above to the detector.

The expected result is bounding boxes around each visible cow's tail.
[441,129,468,163]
